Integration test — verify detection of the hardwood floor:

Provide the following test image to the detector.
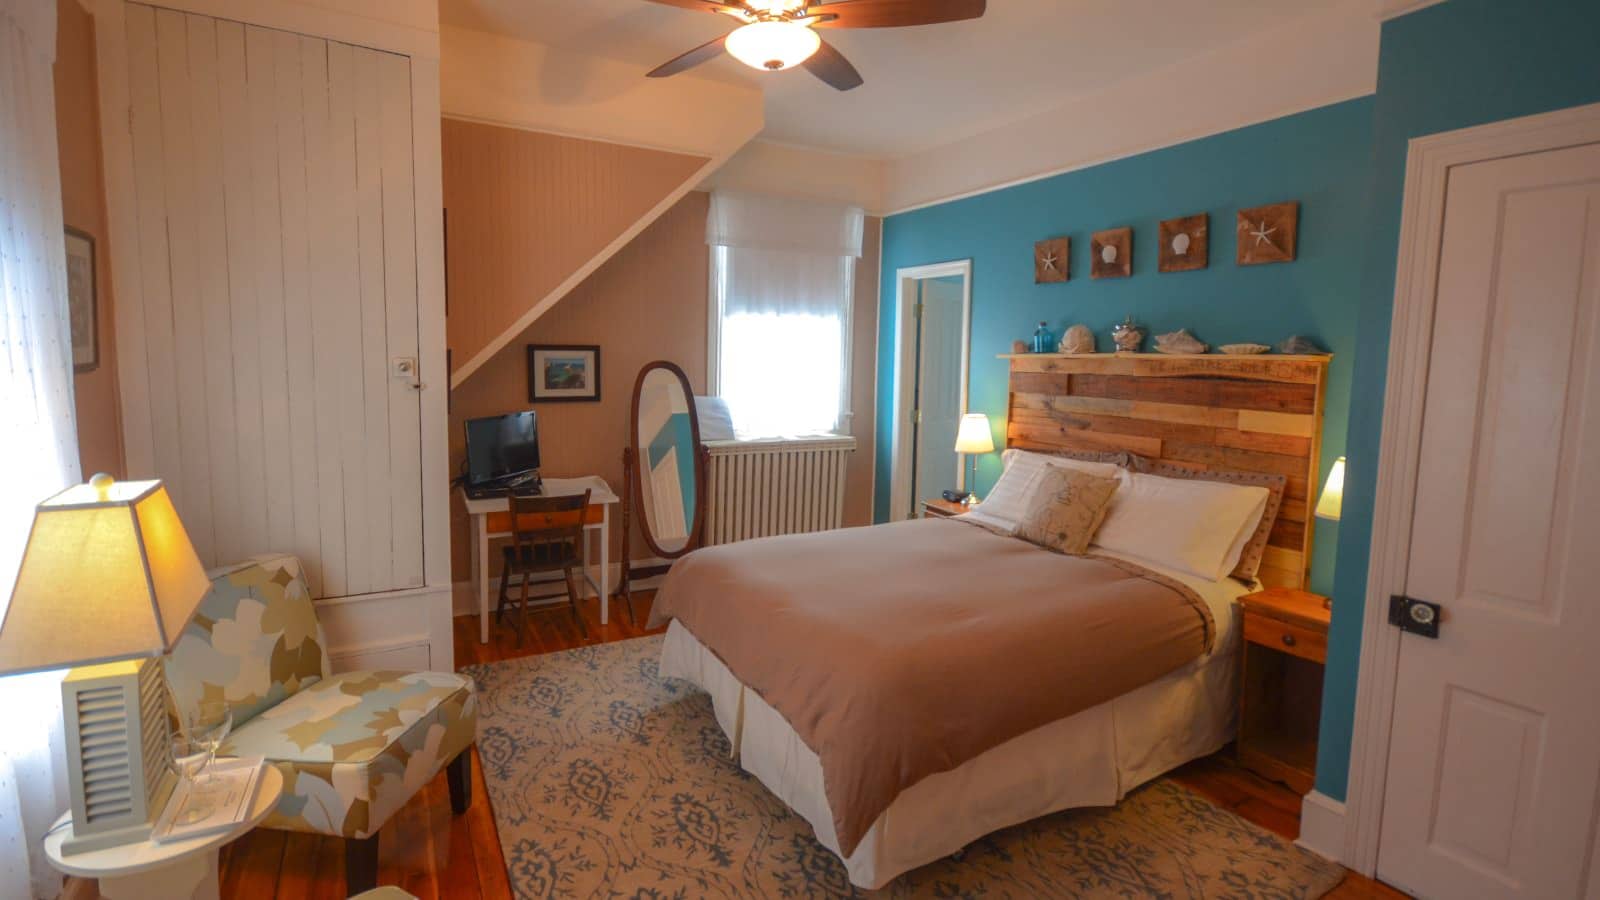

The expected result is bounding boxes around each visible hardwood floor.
[76,590,1406,898]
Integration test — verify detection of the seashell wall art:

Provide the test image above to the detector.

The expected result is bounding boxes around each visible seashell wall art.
[1090,227,1132,279]
[1158,213,1208,273]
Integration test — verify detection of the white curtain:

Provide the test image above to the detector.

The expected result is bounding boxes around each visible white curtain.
[708,191,863,438]
[0,1,82,896]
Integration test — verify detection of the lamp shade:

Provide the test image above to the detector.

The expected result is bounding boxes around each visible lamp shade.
[1315,456,1346,522]
[0,477,210,676]
[954,413,995,455]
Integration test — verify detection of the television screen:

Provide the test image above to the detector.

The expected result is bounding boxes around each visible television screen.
[465,411,540,485]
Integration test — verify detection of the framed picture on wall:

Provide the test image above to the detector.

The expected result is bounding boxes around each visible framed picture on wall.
[527,344,601,402]
[64,226,97,372]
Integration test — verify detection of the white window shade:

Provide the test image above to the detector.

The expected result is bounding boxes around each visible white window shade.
[709,192,862,438]
[707,190,864,257]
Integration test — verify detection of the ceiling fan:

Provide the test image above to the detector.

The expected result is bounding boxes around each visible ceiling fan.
[643,0,987,91]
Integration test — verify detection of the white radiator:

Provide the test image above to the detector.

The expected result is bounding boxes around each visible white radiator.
[703,436,856,544]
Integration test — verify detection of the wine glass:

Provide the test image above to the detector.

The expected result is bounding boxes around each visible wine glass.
[169,731,212,825]
[187,700,233,785]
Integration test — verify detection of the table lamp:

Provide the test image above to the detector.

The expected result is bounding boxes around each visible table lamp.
[0,475,210,855]
[954,413,995,505]
[1315,456,1346,521]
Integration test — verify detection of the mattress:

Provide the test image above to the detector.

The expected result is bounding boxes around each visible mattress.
[658,550,1245,889]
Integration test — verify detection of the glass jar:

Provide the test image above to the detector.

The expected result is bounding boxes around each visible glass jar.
[1031,321,1055,354]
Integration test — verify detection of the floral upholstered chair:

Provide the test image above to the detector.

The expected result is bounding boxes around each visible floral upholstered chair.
[164,554,477,894]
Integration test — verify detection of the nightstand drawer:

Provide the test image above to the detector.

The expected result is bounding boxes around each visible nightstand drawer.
[1244,615,1327,663]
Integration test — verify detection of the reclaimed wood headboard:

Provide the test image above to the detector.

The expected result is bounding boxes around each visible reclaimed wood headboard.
[1003,352,1330,590]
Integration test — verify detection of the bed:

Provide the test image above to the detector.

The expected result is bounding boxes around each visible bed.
[650,351,1330,889]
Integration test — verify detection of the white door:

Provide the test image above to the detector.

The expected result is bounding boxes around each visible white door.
[1377,141,1600,898]
[117,4,424,598]
[911,277,964,510]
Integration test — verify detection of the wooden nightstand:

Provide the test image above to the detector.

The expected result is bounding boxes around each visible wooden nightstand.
[921,498,972,518]
[1237,586,1331,795]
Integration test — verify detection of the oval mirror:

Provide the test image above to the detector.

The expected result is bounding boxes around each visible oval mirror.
[630,361,703,558]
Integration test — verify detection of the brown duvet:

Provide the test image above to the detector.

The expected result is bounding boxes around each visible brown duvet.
[648,517,1215,857]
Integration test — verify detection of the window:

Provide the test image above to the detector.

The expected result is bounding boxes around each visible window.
[707,192,863,438]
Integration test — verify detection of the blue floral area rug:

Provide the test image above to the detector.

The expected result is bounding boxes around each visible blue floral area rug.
[462,636,1345,899]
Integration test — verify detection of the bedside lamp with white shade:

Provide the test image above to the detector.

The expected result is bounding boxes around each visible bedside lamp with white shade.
[0,475,210,855]
[954,413,995,505]
[1314,456,1346,522]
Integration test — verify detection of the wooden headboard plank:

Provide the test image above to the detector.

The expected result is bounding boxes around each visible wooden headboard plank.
[1003,352,1331,590]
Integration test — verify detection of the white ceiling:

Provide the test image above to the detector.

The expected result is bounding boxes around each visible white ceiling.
[439,0,1358,158]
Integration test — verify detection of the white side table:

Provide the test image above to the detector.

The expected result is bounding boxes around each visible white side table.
[44,767,283,900]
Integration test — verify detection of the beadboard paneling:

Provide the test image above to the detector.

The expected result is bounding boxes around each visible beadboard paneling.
[441,119,709,376]
[117,4,424,597]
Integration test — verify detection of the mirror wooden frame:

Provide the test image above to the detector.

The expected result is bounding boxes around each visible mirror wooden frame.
[617,360,709,623]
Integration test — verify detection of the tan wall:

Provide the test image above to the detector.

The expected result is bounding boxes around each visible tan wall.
[57,0,125,479]
[442,117,709,377]
[447,188,881,582]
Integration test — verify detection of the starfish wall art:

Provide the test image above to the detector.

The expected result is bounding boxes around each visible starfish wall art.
[1236,201,1299,265]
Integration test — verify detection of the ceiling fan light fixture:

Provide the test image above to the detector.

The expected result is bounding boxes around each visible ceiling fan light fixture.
[725,21,821,71]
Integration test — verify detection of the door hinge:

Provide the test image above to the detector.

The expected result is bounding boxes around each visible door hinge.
[913,301,923,319]
[1389,594,1441,639]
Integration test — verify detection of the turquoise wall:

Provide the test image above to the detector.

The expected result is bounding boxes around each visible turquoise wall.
[1317,0,1600,801]
[874,98,1376,599]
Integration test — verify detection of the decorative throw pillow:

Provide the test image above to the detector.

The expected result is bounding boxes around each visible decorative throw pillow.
[1014,467,1121,556]
[1127,457,1287,583]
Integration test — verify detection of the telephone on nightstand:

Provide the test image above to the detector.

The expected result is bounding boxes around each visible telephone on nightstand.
[941,489,972,504]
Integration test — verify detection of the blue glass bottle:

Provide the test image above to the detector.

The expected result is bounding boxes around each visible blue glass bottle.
[1032,321,1055,354]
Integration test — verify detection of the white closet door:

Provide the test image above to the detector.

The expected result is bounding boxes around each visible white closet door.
[118,3,424,598]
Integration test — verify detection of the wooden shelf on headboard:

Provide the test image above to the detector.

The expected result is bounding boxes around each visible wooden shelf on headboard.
[1001,352,1331,590]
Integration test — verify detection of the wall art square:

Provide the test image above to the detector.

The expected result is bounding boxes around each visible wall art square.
[65,226,97,372]
[1158,213,1208,272]
[1090,227,1132,279]
[528,344,601,402]
[1034,237,1069,283]
[1237,201,1299,265]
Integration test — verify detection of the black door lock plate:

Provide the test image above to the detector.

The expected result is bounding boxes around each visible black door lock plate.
[1389,594,1441,639]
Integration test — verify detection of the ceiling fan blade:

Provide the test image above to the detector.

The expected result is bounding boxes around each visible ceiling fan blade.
[804,0,985,28]
[803,37,863,91]
[646,35,729,78]
[643,0,740,13]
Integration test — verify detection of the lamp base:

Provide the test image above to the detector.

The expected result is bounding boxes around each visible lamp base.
[59,658,176,855]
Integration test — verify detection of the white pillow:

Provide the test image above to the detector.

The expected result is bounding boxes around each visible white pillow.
[963,449,1125,534]
[1091,471,1269,582]
[695,396,736,441]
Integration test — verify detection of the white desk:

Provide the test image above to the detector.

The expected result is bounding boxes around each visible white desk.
[462,475,619,643]
[45,767,283,900]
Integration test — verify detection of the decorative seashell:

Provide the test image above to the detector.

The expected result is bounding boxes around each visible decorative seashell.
[1111,316,1144,353]
[1100,244,1119,264]
[1219,343,1270,355]
[1277,335,1328,355]
[1155,329,1209,355]
[1171,232,1191,256]
[1060,324,1095,354]
[1011,339,1030,354]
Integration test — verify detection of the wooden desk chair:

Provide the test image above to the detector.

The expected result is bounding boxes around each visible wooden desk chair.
[497,489,592,644]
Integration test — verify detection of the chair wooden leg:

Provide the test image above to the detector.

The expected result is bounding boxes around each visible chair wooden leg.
[564,563,588,638]
[495,559,510,626]
[446,750,472,815]
[518,566,532,647]
[345,833,380,895]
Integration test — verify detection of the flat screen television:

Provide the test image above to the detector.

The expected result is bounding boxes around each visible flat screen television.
[464,410,540,486]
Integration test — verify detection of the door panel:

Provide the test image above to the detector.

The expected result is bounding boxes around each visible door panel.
[120,4,424,598]
[1378,143,1600,899]
[912,278,964,508]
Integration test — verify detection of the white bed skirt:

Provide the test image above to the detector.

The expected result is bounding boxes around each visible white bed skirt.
[660,617,1240,889]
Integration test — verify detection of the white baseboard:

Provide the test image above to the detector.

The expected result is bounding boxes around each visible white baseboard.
[1296,790,1347,863]
[450,557,670,617]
